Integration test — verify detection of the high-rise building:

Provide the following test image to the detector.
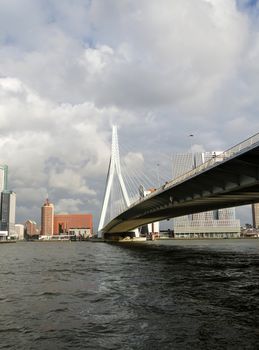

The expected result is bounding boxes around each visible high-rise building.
[0,191,16,236]
[172,152,240,238]
[41,199,54,235]
[53,213,93,235]
[0,165,8,212]
[252,203,259,228]
[0,165,16,239]
[0,165,8,192]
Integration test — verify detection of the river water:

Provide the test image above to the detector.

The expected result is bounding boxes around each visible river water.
[0,239,259,350]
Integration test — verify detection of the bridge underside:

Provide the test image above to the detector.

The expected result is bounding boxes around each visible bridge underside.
[102,145,259,234]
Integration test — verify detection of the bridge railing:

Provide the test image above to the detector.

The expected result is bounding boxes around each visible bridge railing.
[128,132,259,209]
[163,132,259,191]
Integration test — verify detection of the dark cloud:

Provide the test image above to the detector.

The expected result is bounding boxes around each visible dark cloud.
[0,0,258,229]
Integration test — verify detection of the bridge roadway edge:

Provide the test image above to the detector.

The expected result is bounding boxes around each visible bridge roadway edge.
[102,137,259,235]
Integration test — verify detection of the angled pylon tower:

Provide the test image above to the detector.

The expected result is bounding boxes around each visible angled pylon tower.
[98,125,130,237]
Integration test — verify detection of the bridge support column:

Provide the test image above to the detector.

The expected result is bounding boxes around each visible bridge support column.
[98,125,131,238]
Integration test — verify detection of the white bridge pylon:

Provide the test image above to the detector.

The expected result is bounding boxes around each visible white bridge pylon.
[98,125,138,237]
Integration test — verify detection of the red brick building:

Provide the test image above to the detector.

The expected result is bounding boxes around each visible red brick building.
[24,220,37,236]
[53,214,93,235]
[41,199,54,235]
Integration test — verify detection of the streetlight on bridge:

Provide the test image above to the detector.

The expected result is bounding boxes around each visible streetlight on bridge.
[156,163,160,188]
[189,134,196,169]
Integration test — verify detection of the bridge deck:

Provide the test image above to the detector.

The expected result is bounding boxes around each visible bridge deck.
[102,133,259,234]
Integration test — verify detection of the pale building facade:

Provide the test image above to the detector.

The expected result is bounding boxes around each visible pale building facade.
[138,187,160,236]
[172,152,240,238]
[252,203,259,228]
[15,224,24,240]
[0,231,8,240]
[68,228,91,239]
[0,165,8,192]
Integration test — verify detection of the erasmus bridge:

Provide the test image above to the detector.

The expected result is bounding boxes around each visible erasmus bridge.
[98,126,259,239]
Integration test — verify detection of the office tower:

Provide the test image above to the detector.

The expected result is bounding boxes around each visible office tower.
[172,152,240,238]
[0,165,8,191]
[252,203,259,228]
[0,165,8,211]
[41,199,54,235]
[0,191,16,236]
[53,213,93,235]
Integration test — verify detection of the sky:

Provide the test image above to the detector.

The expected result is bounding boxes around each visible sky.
[1,0,259,230]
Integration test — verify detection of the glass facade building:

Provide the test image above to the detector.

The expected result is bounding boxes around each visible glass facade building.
[0,190,16,236]
[172,152,241,238]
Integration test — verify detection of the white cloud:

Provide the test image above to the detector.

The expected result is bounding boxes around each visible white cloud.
[0,0,258,228]
[55,198,85,214]
[123,152,144,169]
[79,45,114,75]
[48,169,96,196]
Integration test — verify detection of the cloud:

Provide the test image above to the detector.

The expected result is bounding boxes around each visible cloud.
[0,0,259,228]
[48,169,96,196]
[123,152,144,169]
[55,198,85,214]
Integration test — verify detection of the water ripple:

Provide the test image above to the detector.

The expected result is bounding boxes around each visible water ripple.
[0,240,259,349]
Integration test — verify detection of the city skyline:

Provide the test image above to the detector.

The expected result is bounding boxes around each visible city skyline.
[1,1,259,227]
[1,135,258,232]
[38,197,93,239]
